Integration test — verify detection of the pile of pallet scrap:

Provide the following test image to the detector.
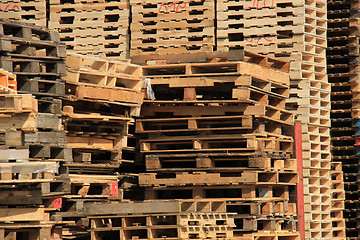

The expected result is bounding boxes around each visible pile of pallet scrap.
[48,0,129,58]
[134,51,299,239]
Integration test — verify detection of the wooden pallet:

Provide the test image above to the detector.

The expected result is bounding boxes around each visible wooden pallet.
[143,184,294,201]
[136,115,253,134]
[0,94,37,113]
[142,61,289,86]
[140,134,293,153]
[144,153,296,171]
[232,216,296,232]
[0,68,16,92]
[226,200,297,217]
[0,0,47,27]
[66,52,142,78]
[139,171,297,186]
[0,162,57,183]
[65,82,144,105]
[148,76,289,101]
[0,19,65,56]
[89,212,235,239]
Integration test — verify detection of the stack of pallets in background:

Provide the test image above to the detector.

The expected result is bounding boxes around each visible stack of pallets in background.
[52,52,144,239]
[135,52,299,239]
[349,0,360,238]
[0,69,61,239]
[130,0,215,56]
[327,0,358,238]
[214,0,340,238]
[327,0,360,237]
[0,0,47,27]
[48,0,129,58]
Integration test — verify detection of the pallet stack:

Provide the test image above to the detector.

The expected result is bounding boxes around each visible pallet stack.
[214,1,339,239]
[0,69,62,239]
[51,52,144,238]
[48,0,129,58]
[130,0,215,56]
[0,19,69,239]
[0,0,47,27]
[327,0,359,239]
[135,52,299,239]
[350,0,360,238]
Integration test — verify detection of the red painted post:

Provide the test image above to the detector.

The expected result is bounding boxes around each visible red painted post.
[294,120,305,239]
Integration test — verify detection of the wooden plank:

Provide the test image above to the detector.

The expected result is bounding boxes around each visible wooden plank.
[0,149,29,162]
[131,50,244,65]
[0,189,42,205]
[83,201,181,215]
[67,83,144,105]
[0,208,44,222]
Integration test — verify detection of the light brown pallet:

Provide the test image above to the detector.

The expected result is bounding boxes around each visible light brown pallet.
[140,134,293,153]
[0,94,37,113]
[139,171,298,186]
[142,61,289,86]
[65,82,144,105]
[144,153,296,171]
[136,115,253,134]
[0,162,57,183]
[0,1,47,27]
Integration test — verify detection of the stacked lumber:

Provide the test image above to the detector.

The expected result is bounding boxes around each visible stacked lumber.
[54,52,144,238]
[129,0,215,56]
[0,0,47,27]
[327,0,357,238]
[48,0,129,58]
[0,69,61,239]
[136,52,299,239]
[214,1,340,238]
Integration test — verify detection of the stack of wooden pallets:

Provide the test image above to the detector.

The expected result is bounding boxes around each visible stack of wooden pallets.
[0,18,71,219]
[0,0,47,27]
[130,0,215,56]
[62,52,143,171]
[135,52,299,240]
[214,1,340,238]
[327,0,357,238]
[349,1,360,238]
[48,0,129,58]
[0,69,62,239]
[51,52,144,238]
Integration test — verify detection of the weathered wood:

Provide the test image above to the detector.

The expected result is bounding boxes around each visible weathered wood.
[83,201,181,215]
[0,208,44,222]
[0,189,42,205]
[0,149,29,162]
